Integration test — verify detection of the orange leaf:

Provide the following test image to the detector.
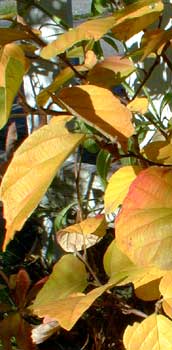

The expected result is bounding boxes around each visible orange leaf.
[87,56,135,88]
[116,167,172,269]
[59,85,134,146]
[112,0,163,41]
[143,140,172,165]
[127,97,148,115]
[40,0,163,60]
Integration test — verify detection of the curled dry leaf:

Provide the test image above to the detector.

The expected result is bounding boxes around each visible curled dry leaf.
[31,320,60,344]
[56,215,106,252]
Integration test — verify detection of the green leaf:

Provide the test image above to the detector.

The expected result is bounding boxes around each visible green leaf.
[96,149,112,187]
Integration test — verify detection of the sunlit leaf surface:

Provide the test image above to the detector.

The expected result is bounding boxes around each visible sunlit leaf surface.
[116,167,172,269]
[40,0,163,59]
[123,314,172,350]
[0,43,26,128]
[0,116,84,249]
[104,166,142,213]
[159,271,172,318]
[104,240,164,300]
[59,85,134,145]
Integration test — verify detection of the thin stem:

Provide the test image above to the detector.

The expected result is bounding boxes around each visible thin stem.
[119,152,172,167]
[162,52,172,72]
[132,55,160,101]
[74,150,84,222]
[59,54,86,80]
[76,250,102,287]
[121,303,148,318]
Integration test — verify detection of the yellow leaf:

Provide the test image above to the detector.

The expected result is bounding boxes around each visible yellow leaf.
[56,215,107,252]
[143,141,172,165]
[104,241,164,301]
[0,44,27,128]
[31,285,108,331]
[31,277,122,331]
[59,85,134,146]
[0,116,84,250]
[40,16,118,59]
[123,314,172,350]
[104,166,142,214]
[87,56,135,88]
[36,67,75,107]
[159,271,172,318]
[40,0,163,59]
[127,97,148,115]
[84,50,97,70]
[130,28,172,61]
[112,0,164,41]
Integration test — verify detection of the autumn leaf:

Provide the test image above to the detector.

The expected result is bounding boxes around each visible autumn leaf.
[87,56,135,88]
[59,85,134,146]
[40,15,117,59]
[123,314,172,350]
[0,43,27,128]
[104,240,164,300]
[0,116,84,250]
[116,167,172,269]
[159,271,172,318]
[56,215,107,252]
[0,28,33,45]
[143,140,172,165]
[31,320,60,344]
[112,0,164,41]
[36,67,75,107]
[127,97,149,115]
[40,0,163,59]
[130,28,172,61]
[31,255,88,306]
[0,313,36,350]
[31,276,124,331]
[104,166,142,213]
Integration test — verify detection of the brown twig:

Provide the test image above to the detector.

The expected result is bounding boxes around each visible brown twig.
[132,55,160,101]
